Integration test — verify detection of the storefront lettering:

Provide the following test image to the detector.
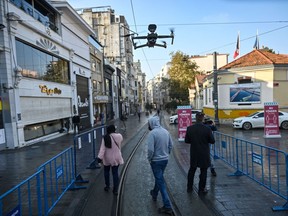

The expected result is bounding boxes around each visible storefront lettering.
[39,85,62,95]
[78,95,89,107]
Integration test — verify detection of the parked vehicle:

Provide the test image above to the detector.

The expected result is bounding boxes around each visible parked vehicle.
[169,110,202,124]
[232,110,288,130]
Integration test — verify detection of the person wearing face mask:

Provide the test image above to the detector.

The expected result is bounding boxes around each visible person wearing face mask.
[147,116,173,214]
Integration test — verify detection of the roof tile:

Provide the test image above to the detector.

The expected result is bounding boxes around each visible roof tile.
[220,49,288,69]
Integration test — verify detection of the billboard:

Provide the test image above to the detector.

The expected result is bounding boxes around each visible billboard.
[230,83,261,104]
[177,106,192,141]
[264,102,281,138]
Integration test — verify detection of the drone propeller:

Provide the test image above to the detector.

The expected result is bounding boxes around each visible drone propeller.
[161,41,167,48]
[169,28,175,45]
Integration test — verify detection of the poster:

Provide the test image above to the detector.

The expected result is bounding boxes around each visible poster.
[264,102,281,138]
[177,106,192,141]
[230,83,261,104]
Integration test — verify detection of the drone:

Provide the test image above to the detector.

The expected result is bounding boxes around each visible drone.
[131,24,174,50]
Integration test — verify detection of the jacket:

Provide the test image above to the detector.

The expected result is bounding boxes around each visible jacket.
[185,122,215,168]
[98,133,124,166]
[147,116,173,162]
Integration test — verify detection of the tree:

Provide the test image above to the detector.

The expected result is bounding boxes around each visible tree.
[261,46,275,54]
[169,79,189,103]
[168,51,200,89]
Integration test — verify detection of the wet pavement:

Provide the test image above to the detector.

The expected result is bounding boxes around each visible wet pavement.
[1,112,288,215]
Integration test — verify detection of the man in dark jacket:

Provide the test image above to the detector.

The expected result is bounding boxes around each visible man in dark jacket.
[185,112,215,194]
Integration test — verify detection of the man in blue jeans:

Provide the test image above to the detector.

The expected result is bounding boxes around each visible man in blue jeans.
[147,116,173,214]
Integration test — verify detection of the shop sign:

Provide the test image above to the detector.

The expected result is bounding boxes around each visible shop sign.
[39,85,61,95]
[94,95,109,103]
[78,95,89,107]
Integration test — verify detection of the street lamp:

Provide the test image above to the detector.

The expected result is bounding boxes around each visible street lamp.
[213,52,219,125]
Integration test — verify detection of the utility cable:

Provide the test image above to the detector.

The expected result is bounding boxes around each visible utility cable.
[129,0,154,78]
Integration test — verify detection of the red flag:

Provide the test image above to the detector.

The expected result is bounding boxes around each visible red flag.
[233,33,240,59]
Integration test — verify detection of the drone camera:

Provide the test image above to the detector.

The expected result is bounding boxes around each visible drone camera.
[148,24,157,33]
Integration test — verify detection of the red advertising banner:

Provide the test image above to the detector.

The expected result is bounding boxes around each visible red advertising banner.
[177,106,192,141]
[264,102,281,138]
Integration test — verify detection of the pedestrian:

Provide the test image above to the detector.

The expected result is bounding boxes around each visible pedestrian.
[97,124,124,195]
[204,119,217,176]
[185,112,215,194]
[65,118,70,134]
[72,114,80,133]
[147,116,173,214]
[120,112,126,131]
[100,112,104,125]
[137,107,141,121]
[157,109,160,116]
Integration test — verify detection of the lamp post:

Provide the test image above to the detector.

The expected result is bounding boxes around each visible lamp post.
[213,52,219,125]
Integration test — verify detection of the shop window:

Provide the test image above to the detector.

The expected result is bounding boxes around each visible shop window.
[16,40,70,84]
[24,120,61,141]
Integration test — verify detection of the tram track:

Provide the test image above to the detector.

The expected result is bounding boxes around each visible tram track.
[115,118,183,216]
[115,129,148,216]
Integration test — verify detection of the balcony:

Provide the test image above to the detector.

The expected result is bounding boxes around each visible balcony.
[10,0,59,32]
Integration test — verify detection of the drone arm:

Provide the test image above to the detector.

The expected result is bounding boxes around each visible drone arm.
[134,43,149,50]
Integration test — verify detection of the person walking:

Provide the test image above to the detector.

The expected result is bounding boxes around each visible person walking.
[185,112,215,194]
[72,114,80,134]
[204,119,217,176]
[97,125,124,195]
[120,112,127,131]
[137,107,141,121]
[147,116,173,214]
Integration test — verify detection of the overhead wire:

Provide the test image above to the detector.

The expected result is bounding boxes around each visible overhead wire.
[196,24,288,55]
[136,20,288,27]
[129,0,154,78]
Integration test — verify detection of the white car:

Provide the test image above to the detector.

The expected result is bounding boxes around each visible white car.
[232,110,288,130]
[169,110,202,124]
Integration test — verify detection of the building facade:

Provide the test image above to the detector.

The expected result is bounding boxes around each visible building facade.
[203,49,288,121]
[0,0,98,149]
[76,6,138,116]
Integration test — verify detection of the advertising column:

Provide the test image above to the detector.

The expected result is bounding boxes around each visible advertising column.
[264,102,281,138]
[177,105,192,141]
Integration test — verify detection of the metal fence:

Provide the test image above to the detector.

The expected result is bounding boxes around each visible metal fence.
[73,125,106,182]
[37,147,76,215]
[213,131,288,211]
[0,125,108,216]
[0,147,75,216]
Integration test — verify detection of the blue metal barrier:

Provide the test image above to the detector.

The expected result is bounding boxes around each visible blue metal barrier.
[37,146,79,215]
[0,169,44,216]
[213,131,288,211]
[73,125,106,183]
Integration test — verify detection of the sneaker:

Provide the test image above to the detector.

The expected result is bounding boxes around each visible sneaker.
[150,190,157,201]
[211,168,217,177]
[158,206,173,214]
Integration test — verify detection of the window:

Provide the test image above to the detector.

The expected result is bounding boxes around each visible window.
[10,0,59,32]
[16,40,70,84]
